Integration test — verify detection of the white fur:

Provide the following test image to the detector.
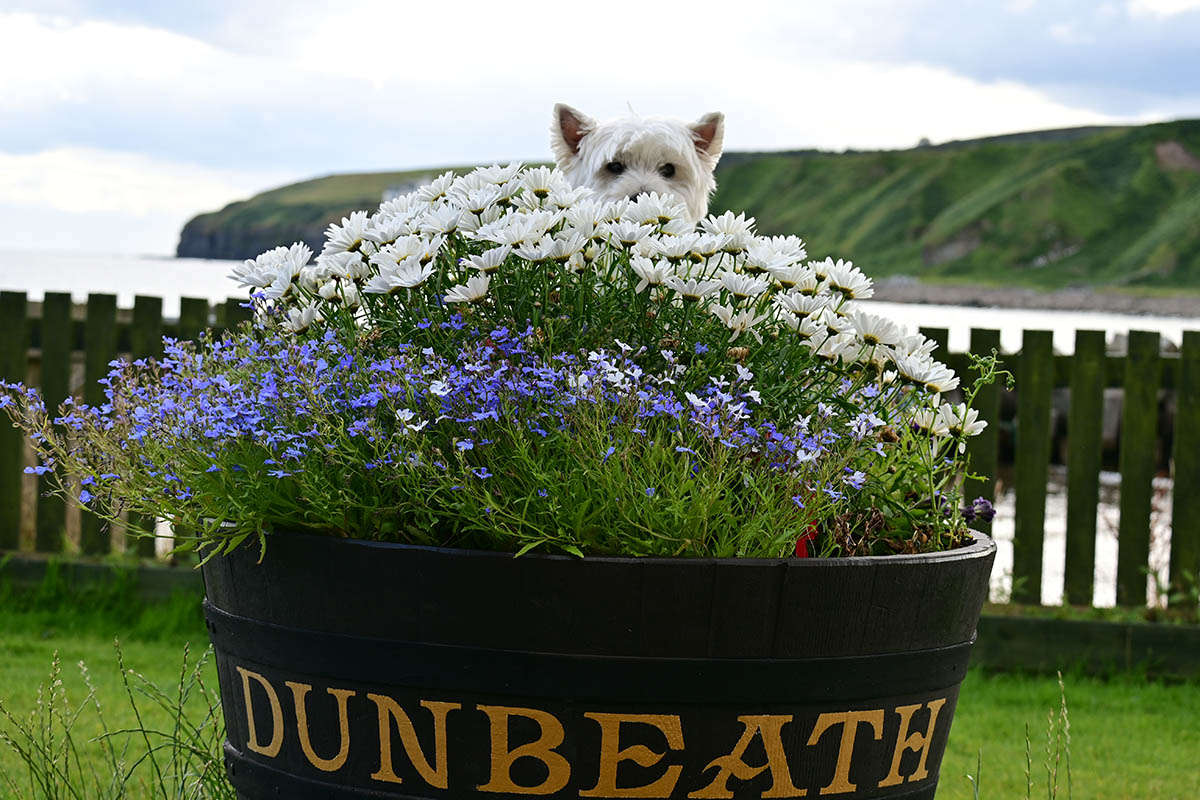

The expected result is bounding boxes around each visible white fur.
[550,104,724,225]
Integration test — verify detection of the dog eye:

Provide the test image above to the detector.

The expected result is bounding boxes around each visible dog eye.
[659,163,676,178]
[605,161,625,175]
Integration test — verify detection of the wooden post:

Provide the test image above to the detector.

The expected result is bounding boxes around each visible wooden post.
[1116,331,1161,606]
[178,297,210,343]
[965,328,1001,535]
[0,292,27,550]
[919,327,950,360]
[1171,330,1200,608]
[80,293,117,556]
[128,296,164,556]
[1013,330,1054,605]
[223,297,252,331]
[36,293,72,553]
[1064,330,1106,605]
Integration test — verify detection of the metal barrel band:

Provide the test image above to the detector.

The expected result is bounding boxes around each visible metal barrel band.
[205,600,975,705]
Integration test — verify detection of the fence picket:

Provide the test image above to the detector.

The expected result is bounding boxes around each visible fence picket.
[223,297,252,330]
[80,293,117,556]
[128,296,164,555]
[1171,330,1200,607]
[178,297,209,342]
[0,292,28,550]
[1013,330,1054,604]
[1065,330,1106,605]
[965,328,1001,535]
[35,293,72,553]
[1116,331,1162,606]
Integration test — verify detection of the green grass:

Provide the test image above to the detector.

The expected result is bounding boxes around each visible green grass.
[943,670,1200,799]
[2,587,1199,798]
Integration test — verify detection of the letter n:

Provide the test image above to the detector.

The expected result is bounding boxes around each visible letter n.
[368,695,460,788]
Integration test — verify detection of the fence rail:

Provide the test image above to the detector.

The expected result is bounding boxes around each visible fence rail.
[1,290,1197,611]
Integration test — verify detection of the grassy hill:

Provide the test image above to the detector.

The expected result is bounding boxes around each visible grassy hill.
[178,120,1200,290]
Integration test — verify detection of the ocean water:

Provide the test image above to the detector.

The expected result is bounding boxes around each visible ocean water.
[2,249,1197,353]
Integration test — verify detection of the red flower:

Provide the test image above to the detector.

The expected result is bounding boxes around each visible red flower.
[794,524,819,558]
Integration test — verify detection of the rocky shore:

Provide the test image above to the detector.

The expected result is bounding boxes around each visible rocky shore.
[871,277,1200,318]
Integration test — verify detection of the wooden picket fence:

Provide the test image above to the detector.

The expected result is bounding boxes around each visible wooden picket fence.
[0,290,1197,610]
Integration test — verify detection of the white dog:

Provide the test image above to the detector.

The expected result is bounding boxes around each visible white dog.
[550,103,725,225]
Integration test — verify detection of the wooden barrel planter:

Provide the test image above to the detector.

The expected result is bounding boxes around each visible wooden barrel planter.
[202,531,995,799]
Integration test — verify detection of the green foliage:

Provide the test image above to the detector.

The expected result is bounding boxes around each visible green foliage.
[0,645,230,800]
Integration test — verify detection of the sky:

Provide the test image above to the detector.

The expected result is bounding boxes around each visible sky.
[1,0,1199,255]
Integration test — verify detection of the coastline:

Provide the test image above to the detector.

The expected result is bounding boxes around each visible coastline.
[871,278,1200,318]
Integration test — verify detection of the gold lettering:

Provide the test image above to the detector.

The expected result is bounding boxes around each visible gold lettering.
[877,698,947,788]
[476,704,571,795]
[581,713,685,798]
[235,667,284,758]
[807,710,884,795]
[688,715,805,799]
[367,696,460,788]
[286,681,355,772]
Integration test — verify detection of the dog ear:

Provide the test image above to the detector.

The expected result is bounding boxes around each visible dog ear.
[551,104,595,162]
[689,112,725,162]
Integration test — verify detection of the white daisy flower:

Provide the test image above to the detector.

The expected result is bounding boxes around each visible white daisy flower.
[364,258,435,294]
[377,192,421,220]
[521,166,564,199]
[911,407,950,437]
[630,256,673,293]
[322,211,371,256]
[774,291,829,319]
[603,220,656,249]
[824,259,875,300]
[474,162,524,185]
[894,354,960,393]
[768,263,816,289]
[665,275,722,301]
[711,304,768,343]
[719,271,770,299]
[892,332,939,361]
[462,245,511,274]
[317,251,370,282]
[701,211,755,252]
[938,402,987,438]
[230,242,311,291]
[644,232,701,261]
[416,171,456,203]
[561,199,608,237]
[419,205,464,236]
[365,214,419,246]
[283,302,321,333]
[444,273,491,304]
[546,186,593,210]
[850,310,904,348]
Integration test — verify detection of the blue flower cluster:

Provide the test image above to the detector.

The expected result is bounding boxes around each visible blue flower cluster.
[12,316,898,553]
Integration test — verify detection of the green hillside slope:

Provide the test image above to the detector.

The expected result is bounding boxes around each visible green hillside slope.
[178,120,1200,289]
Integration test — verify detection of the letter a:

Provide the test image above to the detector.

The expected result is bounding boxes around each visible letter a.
[235,667,284,758]
[688,715,805,798]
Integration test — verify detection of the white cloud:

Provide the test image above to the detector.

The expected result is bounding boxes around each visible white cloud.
[0,5,1147,254]
[0,147,285,252]
[1127,0,1200,15]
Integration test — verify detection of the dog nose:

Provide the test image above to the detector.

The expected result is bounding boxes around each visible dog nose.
[628,189,647,201]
